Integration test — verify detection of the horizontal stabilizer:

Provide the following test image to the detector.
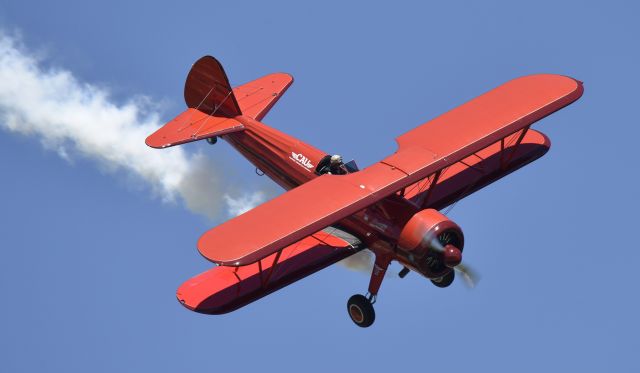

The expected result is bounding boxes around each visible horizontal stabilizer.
[145,108,243,148]
[233,73,294,121]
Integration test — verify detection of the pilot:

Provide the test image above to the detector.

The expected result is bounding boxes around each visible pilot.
[328,154,349,175]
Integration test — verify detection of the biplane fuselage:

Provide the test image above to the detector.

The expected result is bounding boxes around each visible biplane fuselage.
[146,56,583,327]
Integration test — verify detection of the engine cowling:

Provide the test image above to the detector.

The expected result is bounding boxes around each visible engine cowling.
[397,209,464,270]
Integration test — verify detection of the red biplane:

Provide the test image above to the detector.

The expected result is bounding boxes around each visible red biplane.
[146,56,583,327]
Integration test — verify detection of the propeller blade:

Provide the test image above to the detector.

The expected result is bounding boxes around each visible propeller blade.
[455,263,480,289]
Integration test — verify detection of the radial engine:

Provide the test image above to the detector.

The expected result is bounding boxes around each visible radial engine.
[396,209,465,278]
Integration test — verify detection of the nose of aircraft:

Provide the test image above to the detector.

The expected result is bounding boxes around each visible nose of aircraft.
[442,244,462,268]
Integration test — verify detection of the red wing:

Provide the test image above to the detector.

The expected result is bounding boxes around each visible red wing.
[198,165,406,265]
[233,73,294,121]
[388,74,582,174]
[180,229,360,314]
[198,74,583,266]
[403,129,551,208]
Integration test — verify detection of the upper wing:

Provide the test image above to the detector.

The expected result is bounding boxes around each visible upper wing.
[198,164,407,265]
[233,73,294,121]
[199,74,583,265]
[391,74,582,170]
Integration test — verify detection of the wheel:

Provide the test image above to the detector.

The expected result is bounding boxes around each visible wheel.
[431,270,455,288]
[206,136,217,145]
[347,294,375,328]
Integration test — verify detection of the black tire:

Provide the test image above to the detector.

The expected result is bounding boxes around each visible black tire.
[347,294,375,328]
[206,136,217,145]
[431,270,455,288]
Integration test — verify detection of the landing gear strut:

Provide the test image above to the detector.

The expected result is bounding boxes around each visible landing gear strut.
[347,253,391,328]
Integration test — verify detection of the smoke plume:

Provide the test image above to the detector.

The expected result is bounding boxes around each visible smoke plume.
[339,249,375,272]
[0,33,264,219]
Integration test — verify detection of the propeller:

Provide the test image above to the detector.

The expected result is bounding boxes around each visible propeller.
[339,230,481,288]
[429,232,481,289]
[454,262,480,289]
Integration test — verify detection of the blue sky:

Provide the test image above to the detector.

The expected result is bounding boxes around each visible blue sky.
[0,1,638,372]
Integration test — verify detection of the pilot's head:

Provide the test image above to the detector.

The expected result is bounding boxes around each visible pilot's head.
[330,154,343,165]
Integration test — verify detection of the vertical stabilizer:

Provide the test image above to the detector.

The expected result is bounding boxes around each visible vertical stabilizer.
[184,56,242,117]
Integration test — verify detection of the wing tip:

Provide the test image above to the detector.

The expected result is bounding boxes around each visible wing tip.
[145,133,172,149]
[197,231,248,266]
[521,73,584,98]
[272,72,294,82]
[145,133,168,149]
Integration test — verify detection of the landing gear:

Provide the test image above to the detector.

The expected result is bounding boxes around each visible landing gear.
[206,136,217,145]
[347,294,375,328]
[431,270,455,288]
[346,253,391,327]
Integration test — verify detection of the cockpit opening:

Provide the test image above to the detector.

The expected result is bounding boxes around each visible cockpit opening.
[315,154,359,175]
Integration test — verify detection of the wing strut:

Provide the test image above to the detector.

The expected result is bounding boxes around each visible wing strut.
[500,126,530,170]
[259,249,284,288]
[419,169,442,209]
[417,124,534,210]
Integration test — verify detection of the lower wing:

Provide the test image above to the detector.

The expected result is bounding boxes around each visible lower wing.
[178,228,362,314]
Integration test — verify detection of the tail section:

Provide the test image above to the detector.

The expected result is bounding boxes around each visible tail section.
[145,108,244,148]
[184,56,242,117]
[184,55,293,120]
[145,56,293,149]
[233,73,293,121]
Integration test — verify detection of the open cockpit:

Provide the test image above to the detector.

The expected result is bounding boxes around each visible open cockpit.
[315,154,359,175]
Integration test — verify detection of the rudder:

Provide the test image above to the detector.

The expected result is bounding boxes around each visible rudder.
[184,56,242,117]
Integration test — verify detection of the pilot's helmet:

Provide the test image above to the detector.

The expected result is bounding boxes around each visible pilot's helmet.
[330,154,343,164]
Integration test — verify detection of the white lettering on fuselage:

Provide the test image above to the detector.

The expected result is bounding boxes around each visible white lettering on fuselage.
[289,151,314,172]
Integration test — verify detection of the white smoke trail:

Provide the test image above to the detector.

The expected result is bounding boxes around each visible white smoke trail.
[224,191,267,217]
[0,33,264,219]
[339,249,375,273]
